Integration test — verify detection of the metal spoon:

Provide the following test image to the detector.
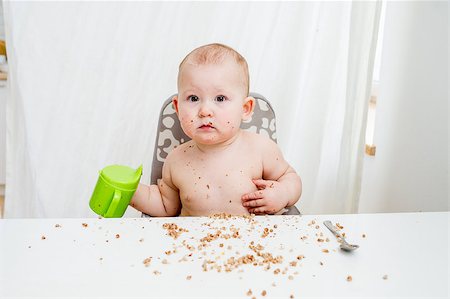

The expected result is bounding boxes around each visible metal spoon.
[323,220,359,251]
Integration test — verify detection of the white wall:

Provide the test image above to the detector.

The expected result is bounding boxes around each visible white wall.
[0,1,5,190]
[359,1,448,213]
[0,82,5,187]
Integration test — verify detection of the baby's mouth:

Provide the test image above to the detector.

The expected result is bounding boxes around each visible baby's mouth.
[199,122,214,129]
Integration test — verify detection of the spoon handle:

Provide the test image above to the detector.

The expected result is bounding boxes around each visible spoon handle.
[323,220,343,239]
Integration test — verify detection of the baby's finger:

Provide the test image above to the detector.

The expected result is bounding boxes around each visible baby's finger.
[248,207,267,214]
[242,199,265,208]
[252,179,269,189]
[241,190,264,201]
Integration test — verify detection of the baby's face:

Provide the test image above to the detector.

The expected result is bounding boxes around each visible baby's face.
[174,59,253,146]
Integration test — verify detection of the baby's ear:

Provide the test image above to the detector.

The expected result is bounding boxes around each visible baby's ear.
[242,96,255,121]
[172,95,179,114]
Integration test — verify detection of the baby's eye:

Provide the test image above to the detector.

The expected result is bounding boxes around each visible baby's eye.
[215,95,227,102]
[187,95,199,102]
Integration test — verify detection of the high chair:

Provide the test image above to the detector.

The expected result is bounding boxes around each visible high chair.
[144,93,300,216]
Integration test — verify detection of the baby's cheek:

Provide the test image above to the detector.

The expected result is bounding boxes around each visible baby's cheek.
[180,117,195,135]
[225,119,239,131]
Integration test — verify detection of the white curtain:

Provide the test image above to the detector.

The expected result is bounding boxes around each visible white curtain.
[3,1,380,218]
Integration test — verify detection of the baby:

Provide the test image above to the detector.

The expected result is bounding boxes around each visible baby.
[130,43,302,216]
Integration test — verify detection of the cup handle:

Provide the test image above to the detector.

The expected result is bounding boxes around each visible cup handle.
[104,190,122,218]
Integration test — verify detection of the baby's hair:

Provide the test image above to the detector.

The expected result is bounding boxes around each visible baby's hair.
[178,43,250,95]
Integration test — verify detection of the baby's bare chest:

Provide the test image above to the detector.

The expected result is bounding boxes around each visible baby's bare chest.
[171,154,262,213]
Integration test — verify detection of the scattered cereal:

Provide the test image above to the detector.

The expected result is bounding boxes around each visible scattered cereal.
[346,275,352,282]
[143,257,152,267]
[162,223,189,239]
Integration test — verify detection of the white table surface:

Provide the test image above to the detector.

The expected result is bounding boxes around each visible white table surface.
[1,212,448,298]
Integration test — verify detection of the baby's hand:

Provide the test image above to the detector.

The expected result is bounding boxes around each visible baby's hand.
[241,179,288,215]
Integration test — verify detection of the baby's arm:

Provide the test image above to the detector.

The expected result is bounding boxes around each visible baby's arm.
[130,160,181,216]
[241,138,302,214]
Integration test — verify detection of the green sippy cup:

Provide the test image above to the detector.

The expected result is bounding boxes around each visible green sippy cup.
[89,165,142,218]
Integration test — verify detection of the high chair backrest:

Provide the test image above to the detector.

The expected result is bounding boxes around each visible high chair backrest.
[146,92,300,216]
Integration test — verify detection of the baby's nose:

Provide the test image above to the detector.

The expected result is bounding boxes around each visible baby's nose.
[198,102,213,117]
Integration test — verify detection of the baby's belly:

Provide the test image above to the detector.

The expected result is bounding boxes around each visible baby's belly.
[178,179,257,216]
[180,203,249,216]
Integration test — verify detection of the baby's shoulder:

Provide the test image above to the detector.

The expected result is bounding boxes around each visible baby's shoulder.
[165,140,195,163]
[241,130,277,147]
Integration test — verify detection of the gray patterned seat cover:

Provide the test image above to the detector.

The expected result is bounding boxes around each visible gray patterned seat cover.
[144,92,300,216]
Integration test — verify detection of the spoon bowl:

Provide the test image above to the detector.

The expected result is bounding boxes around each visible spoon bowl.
[323,220,359,252]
